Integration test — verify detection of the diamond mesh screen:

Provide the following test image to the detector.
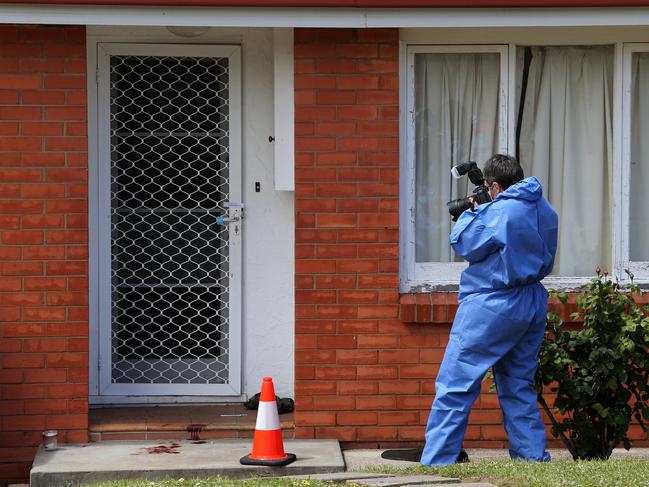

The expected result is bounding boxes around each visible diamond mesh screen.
[109,55,231,385]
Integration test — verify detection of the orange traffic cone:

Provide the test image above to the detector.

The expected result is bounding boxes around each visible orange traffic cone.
[240,377,296,466]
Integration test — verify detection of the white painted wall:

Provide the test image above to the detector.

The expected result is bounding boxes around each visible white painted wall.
[87,26,294,403]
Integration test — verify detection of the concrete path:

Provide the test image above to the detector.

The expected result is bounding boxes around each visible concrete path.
[30,439,344,487]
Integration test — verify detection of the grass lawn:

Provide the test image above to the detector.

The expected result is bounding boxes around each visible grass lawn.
[86,458,649,487]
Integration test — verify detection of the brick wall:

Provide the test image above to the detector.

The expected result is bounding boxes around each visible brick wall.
[293,27,649,450]
[0,25,88,483]
[294,27,439,447]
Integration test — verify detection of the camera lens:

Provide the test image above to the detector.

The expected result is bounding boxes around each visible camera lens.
[447,197,473,221]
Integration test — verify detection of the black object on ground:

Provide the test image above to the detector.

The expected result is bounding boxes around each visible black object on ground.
[381,447,469,464]
[244,393,295,414]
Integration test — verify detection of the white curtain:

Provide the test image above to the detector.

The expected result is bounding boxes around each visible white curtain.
[518,46,613,276]
[414,52,500,262]
[630,52,649,261]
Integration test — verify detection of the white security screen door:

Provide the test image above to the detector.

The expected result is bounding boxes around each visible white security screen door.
[96,43,242,396]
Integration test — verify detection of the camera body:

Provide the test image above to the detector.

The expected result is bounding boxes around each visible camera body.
[447,162,492,221]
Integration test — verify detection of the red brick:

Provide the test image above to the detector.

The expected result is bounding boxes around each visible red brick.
[0,262,43,276]
[337,199,379,212]
[296,290,336,304]
[315,426,356,441]
[337,320,378,334]
[315,59,358,74]
[338,290,378,304]
[314,366,356,380]
[296,198,337,212]
[316,305,358,319]
[295,106,336,121]
[0,369,23,383]
[22,215,66,228]
[336,349,377,365]
[0,216,20,229]
[23,246,65,260]
[337,106,377,121]
[66,91,87,105]
[0,90,19,104]
[296,260,336,274]
[315,122,357,136]
[379,411,420,425]
[44,137,87,152]
[357,90,399,105]
[295,74,337,89]
[317,335,358,349]
[315,183,357,197]
[357,334,399,348]
[21,121,64,136]
[336,259,377,273]
[23,307,66,321]
[0,106,41,120]
[296,137,336,151]
[46,230,87,244]
[0,230,43,245]
[0,137,42,151]
[0,339,21,353]
[2,353,45,368]
[295,411,337,426]
[356,426,398,441]
[338,229,379,243]
[400,364,438,379]
[357,365,398,379]
[337,411,377,425]
[22,90,66,105]
[19,58,65,72]
[20,152,65,166]
[316,275,357,289]
[338,137,379,151]
[296,350,336,364]
[295,168,336,182]
[47,352,87,368]
[315,244,357,258]
[0,122,18,136]
[316,213,357,228]
[295,381,337,395]
[397,396,433,410]
[0,75,40,89]
[338,168,379,182]
[0,292,42,306]
[42,74,86,90]
[316,152,357,166]
[338,381,378,395]
[46,200,87,213]
[45,414,87,429]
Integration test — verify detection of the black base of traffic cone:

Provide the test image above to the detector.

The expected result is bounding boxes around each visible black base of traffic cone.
[240,452,297,466]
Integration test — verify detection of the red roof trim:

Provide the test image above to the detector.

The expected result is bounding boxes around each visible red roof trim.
[3,0,649,7]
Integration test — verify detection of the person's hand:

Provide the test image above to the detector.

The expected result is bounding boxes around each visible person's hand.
[468,196,479,211]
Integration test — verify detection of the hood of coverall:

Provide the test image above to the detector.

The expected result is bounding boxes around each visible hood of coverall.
[450,176,558,300]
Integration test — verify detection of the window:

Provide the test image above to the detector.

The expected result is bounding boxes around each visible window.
[402,42,644,291]
[624,44,649,276]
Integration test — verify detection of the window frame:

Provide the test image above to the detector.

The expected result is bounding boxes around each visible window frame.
[622,43,649,281]
[401,41,635,292]
[401,44,510,291]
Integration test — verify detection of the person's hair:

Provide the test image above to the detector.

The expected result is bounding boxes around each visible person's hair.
[483,154,524,190]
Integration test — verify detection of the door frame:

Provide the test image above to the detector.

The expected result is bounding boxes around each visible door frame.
[90,41,242,400]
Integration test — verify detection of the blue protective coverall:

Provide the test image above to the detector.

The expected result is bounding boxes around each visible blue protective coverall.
[421,176,558,466]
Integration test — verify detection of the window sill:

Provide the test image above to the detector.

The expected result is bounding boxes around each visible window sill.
[399,292,597,324]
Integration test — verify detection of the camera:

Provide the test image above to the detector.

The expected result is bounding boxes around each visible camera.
[446,162,492,221]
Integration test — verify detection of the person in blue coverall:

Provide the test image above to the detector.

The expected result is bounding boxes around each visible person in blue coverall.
[421,154,558,466]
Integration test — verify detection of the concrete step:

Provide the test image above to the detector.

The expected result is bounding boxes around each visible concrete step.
[30,439,343,487]
[89,404,294,442]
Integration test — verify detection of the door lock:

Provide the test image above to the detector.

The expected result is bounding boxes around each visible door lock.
[216,202,244,226]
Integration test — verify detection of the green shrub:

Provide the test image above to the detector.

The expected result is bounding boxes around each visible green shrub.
[536,269,649,460]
